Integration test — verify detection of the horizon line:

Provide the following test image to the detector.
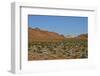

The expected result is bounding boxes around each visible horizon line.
[28,26,88,36]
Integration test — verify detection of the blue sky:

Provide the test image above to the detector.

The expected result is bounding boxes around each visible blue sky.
[28,15,88,36]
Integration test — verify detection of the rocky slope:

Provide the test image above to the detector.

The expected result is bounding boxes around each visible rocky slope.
[28,27,65,42]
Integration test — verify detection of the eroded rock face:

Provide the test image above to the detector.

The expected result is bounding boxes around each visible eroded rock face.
[28,27,65,42]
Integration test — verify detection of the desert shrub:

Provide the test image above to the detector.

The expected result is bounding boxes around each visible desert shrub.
[28,38,88,60]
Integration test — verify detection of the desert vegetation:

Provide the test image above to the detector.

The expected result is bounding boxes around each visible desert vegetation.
[28,30,88,60]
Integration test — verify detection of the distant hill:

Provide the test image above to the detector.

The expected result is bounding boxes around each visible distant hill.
[28,27,65,42]
[28,27,88,42]
[65,34,88,39]
[77,34,88,40]
[65,35,77,38]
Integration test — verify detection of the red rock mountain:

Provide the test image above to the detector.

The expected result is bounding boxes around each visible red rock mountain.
[77,34,88,40]
[28,27,65,42]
